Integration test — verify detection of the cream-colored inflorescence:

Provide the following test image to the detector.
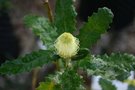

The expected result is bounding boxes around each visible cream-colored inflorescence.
[54,32,79,59]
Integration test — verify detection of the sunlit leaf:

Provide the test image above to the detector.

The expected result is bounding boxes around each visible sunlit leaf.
[36,81,55,90]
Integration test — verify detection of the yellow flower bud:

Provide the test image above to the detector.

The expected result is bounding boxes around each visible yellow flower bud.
[54,32,79,59]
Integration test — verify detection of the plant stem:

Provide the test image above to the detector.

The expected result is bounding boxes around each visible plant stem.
[43,0,53,22]
[65,59,72,68]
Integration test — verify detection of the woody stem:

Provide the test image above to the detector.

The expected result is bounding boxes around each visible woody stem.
[43,0,53,22]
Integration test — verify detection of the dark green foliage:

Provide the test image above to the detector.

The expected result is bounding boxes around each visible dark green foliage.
[72,48,89,61]
[77,53,135,81]
[99,78,116,90]
[54,0,77,34]
[24,15,58,50]
[78,7,113,48]
[0,50,55,75]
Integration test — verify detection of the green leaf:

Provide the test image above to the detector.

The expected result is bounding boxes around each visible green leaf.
[78,7,113,48]
[76,53,135,81]
[24,15,58,50]
[0,50,55,75]
[54,0,77,34]
[59,69,85,90]
[72,48,89,61]
[37,69,85,90]
[99,78,116,90]
[36,81,56,90]
[99,53,135,81]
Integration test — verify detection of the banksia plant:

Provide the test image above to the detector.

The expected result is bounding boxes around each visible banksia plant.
[0,0,135,90]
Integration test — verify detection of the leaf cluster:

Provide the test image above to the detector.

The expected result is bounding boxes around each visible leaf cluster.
[77,53,135,81]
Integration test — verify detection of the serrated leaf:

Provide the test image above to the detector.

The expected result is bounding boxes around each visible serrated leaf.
[59,69,85,90]
[0,50,55,75]
[98,53,135,81]
[54,0,77,34]
[76,53,135,81]
[78,7,113,48]
[24,15,57,50]
[37,69,85,90]
[99,78,116,90]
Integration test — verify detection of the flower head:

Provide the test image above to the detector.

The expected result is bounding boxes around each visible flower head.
[54,32,79,59]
